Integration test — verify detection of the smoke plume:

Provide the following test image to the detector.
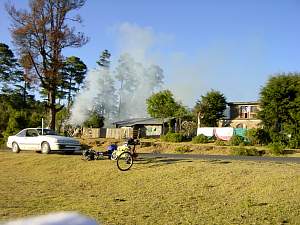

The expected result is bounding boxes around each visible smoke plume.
[69,22,164,126]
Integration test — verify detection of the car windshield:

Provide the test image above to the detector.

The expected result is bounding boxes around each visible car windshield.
[37,129,58,136]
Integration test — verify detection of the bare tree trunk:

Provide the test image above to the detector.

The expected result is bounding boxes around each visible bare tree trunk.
[22,81,27,105]
[179,118,182,131]
[118,80,123,119]
[162,118,165,135]
[67,77,72,109]
[49,89,56,130]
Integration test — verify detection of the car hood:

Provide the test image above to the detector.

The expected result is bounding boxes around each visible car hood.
[44,135,80,144]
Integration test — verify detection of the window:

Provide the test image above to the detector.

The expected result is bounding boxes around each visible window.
[250,106,258,112]
[239,105,259,119]
[26,129,39,137]
[250,106,258,118]
[239,106,250,119]
[16,130,26,137]
[37,129,58,135]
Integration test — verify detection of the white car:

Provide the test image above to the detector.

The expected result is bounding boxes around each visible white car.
[7,128,81,154]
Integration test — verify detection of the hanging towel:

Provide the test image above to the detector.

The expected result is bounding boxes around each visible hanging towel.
[234,128,247,138]
[214,127,234,141]
[197,127,215,137]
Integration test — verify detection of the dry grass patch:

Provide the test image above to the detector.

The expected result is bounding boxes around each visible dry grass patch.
[1,151,300,224]
[138,141,232,155]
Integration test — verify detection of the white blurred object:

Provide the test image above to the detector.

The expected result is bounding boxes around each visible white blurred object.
[2,212,99,225]
[197,127,215,137]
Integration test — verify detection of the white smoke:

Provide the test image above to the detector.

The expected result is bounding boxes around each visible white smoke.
[116,22,155,63]
[114,23,164,119]
[69,68,116,125]
[115,54,163,120]
[69,22,164,125]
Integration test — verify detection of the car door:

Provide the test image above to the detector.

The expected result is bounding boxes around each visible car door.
[13,130,27,150]
[30,129,41,150]
[26,129,41,150]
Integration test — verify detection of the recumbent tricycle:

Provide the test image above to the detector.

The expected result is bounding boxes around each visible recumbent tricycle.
[82,138,139,171]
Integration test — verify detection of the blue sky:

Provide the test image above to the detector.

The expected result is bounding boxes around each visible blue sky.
[1,0,300,107]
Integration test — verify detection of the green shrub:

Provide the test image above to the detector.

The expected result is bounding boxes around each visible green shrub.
[83,112,104,128]
[175,146,192,153]
[192,134,209,144]
[229,135,244,146]
[230,147,261,156]
[161,132,184,142]
[268,142,285,155]
[3,111,27,139]
[245,128,271,145]
[287,136,300,149]
[0,138,6,148]
[215,139,227,146]
[270,132,288,146]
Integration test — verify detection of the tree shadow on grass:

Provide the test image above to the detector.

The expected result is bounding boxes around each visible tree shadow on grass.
[207,159,232,164]
[134,157,194,168]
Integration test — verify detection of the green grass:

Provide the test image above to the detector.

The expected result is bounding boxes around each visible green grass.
[1,151,300,225]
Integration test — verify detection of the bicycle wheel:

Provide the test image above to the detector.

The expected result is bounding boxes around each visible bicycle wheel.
[117,151,133,171]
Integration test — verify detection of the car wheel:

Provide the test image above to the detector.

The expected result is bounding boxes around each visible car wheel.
[12,142,20,153]
[41,142,51,154]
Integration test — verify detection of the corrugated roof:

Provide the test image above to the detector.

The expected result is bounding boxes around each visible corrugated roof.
[113,117,172,126]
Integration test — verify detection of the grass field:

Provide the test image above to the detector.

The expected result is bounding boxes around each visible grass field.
[1,151,300,225]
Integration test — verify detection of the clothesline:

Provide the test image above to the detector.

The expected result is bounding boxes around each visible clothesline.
[197,127,247,141]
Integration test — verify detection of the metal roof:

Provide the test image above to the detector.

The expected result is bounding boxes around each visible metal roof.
[227,101,260,105]
[113,117,172,126]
